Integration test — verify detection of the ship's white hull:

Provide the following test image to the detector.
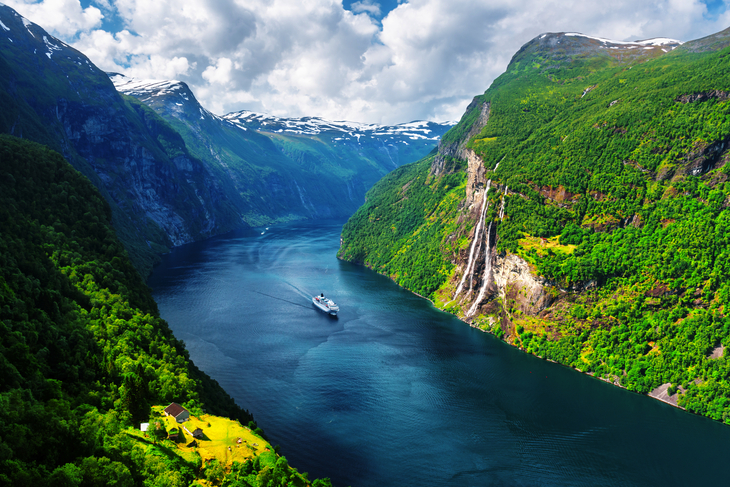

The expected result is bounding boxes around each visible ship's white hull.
[312,296,338,315]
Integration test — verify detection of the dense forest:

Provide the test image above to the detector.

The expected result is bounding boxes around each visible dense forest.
[0,135,331,486]
[339,29,730,423]
[338,151,465,297]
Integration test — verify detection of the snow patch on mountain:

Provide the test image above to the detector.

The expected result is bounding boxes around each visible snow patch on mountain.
[43,35,61,58]
[563,32,682,50]
[21,16,34,37]
[110,74,184,98]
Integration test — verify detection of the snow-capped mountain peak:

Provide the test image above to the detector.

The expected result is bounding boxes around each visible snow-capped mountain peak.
[222,110,454,141]
[109,73,454,144]
[110,74,190,101]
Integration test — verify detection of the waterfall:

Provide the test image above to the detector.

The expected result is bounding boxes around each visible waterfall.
[453,180,491,299]
[499,186,508,220]
[469,239,480,293]
[468,221,493,317]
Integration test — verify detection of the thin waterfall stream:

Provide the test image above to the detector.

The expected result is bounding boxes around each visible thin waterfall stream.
[468,221,493,316]
[452,179,491,299]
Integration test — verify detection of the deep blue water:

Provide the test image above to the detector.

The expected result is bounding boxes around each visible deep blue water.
[148,221,730,486]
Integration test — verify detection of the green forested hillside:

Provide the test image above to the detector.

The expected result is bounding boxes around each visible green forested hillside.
[339,153,465,297]
[339,29,730,422]
[0,135,329,486]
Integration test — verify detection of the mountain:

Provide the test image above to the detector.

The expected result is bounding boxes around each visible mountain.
[111,73,453,225]
[339,28,730,422]
[0,0,450,274]
[0,5,245,275]
[222,109,448,141]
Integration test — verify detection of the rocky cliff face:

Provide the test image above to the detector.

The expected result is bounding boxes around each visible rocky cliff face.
[0,5,243,273]
[447,192,554,339]
[431,98,490,178]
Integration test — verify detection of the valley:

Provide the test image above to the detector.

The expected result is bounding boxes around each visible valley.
[110,73,451,228]
[3,1,730,485]
[0,4,451,276]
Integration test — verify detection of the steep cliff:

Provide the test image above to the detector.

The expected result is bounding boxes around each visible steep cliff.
[0,5,244,275]
[340,28,730,423]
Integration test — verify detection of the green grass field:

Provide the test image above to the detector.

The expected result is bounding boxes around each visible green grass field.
[150,406,271,467]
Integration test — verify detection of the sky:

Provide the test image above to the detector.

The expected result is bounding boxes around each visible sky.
[3,0,730,124]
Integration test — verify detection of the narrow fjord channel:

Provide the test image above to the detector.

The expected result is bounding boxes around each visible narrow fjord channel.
[148,221,730,486]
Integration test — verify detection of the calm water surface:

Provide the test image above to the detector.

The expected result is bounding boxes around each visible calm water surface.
[148,221,730,486]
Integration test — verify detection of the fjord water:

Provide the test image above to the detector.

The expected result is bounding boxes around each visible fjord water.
[149,221,730,486]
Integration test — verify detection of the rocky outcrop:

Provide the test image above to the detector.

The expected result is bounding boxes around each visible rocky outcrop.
[491,253,553,317]
[675,90,730,104]
[682,138,729,177]
[648,383,682,408]
[464,149,489,208]
[431,99,490,176]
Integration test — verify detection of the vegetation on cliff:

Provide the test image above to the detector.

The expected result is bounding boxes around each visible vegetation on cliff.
[0,135,330,486]
[339,29,730,423]
[339,154,466,297]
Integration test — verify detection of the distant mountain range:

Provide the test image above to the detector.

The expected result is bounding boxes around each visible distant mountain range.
[222,109,449,139]
[110,73,453,228]
[0,3,452,274]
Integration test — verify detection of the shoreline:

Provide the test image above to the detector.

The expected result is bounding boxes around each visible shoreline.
[340,256,697,417]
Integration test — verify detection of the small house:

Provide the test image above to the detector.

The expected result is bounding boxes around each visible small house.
[164,402,190,423]
[183,424,204,439]
[140,423,149,432]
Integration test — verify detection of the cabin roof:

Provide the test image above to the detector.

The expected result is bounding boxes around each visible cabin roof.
[164,402,187,417]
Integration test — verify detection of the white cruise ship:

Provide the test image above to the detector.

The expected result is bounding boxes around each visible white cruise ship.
[312,293,339,315]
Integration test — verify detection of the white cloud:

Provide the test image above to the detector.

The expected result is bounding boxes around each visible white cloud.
[202,57,234,85]
[6,0,730,123]
[351,1,381,17]
[4,0,103,36]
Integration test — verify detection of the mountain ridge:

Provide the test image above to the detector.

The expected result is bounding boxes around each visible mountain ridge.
[109,72,454,226]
